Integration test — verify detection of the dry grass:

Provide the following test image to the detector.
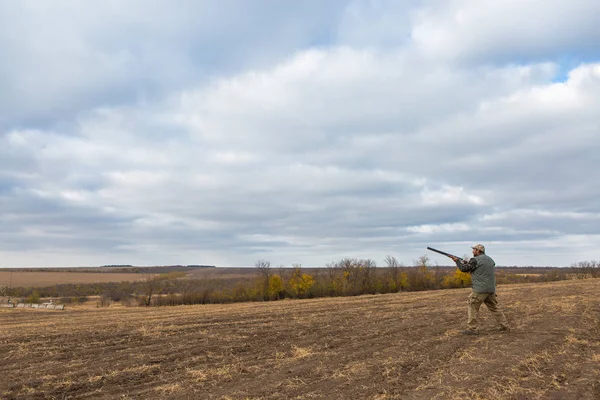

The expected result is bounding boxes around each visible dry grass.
[0,279,599,399]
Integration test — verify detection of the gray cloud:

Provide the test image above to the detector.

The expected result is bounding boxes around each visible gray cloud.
[0,1,599,267]
[0,0,347,128]
[408,0,600,64]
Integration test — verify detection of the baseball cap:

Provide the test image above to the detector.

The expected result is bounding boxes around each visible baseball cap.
[471,244,485,253]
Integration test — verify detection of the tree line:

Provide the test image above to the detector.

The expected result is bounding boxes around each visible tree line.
[3,257,598,307]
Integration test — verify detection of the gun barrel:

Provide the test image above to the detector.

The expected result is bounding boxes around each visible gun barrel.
[426,247,462,260]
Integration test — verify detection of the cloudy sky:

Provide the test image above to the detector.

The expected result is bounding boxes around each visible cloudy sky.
[1,0,599,268]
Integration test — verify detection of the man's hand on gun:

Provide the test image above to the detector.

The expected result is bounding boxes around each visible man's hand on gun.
[448,255,466,266]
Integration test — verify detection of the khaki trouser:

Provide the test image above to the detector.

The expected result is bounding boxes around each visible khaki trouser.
[467,291,509,331]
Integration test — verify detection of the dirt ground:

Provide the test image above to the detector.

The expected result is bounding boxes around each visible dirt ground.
[1,279,599,400]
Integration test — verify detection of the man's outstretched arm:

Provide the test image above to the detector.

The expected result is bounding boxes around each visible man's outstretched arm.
[453,257,477,273]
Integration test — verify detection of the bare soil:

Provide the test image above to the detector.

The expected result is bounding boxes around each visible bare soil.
[1,279,599,399]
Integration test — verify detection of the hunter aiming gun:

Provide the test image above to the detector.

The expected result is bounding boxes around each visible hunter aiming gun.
[426,247,463,262]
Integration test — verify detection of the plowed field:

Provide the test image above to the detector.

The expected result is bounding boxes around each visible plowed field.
[1,279,599,399]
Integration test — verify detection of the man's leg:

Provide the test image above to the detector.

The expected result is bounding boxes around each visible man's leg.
[484,293,509,330]
[467,292,485,331]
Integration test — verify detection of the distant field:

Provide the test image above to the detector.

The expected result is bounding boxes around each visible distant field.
[1,279,598,399]
[0,271,146,287]
[0,268,258,288]
[185,267,259,280]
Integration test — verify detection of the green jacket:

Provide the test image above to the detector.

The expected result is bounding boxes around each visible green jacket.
[455,254,497,293]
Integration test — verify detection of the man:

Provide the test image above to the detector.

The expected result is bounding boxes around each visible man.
[450,244,509,334]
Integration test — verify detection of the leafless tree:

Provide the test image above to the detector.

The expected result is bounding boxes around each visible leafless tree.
[384,255,401,291]
[255,259,271,277]
[358,259,377,294]
[254,259,271,300]
[142,274,162,306]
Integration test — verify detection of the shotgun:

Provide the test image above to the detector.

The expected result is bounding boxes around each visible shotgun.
[426,247,464,262]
